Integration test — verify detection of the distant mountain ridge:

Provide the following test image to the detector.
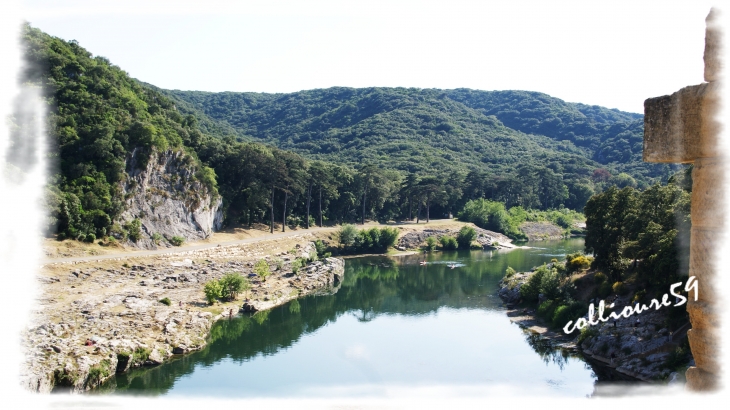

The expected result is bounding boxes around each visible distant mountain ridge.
[163,86,665,181]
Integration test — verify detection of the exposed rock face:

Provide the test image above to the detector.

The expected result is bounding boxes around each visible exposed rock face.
[120,148,223,249]
[397,227,512,249]
[519,221,564,241]
[642,8,723,391]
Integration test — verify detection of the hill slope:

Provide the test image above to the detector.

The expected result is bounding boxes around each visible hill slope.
[164,87,674,185]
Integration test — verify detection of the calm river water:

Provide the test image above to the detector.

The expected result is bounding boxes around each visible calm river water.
[100,238,598,398]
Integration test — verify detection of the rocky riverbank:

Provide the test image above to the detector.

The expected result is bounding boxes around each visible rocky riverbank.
[22,238,344,393]
[497,270,691,384]
[396,226,514,250]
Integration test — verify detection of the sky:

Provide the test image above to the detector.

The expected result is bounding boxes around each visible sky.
[15,0,721,114]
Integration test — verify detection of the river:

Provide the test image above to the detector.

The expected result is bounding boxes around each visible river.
[98,238,598,398]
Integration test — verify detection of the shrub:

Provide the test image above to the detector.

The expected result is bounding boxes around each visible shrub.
[632,289,647,304]
[159,297,171,306]
[378,227,399,251]
[551,302,586,329]
[354,228,378,252]
[425,236,437,251]
[273,257,284,270]
[505,266,516,278]
[314,240,329,258]
[537,300,558,320]
[598,281,613,298]
[577,327,598,344]
[124,219,142,242]
[292,257,306,275]
[85,360,111,388]
[456,226,477,249]
[151,232,162,244]
[612,281,628,295]
[338,224,357,247]
[254,259,271,281]
[439,236,458,250]
[539,268,561,300]
[220,272,249,300]
[170,236,184,246]
[520,265,549,303]
[203,280,223,304]
[567,255,592,273]
[594,272,607,285]
[85,233,96,243]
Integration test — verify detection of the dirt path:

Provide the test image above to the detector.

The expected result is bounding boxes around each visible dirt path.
[42,226,339,265]
[42,219,472,265]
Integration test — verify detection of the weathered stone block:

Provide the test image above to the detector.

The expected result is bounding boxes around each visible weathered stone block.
[691,157,726,227]
[687,328,720,373]
[643,82,721,163]
[704,8,722,82]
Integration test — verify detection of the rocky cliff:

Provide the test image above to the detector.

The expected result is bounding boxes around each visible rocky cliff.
[120,148,223,249]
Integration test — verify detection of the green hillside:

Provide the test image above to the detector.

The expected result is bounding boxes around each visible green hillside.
[22,24,683,241]
[164,87,675,187]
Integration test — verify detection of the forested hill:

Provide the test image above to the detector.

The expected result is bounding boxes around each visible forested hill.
[164,87,668,184]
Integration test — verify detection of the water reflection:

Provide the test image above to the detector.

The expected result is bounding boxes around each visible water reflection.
[98,239,595,397]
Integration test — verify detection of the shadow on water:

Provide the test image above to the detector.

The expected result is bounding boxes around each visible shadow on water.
[97,239,592,396]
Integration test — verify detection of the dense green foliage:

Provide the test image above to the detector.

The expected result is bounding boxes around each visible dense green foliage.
[24,25,678,244]
[458,198,583,240]
[456,226,477,249]
[254,260,271,281]
[584,168,691,287]
[204,273,249,304]
[21,25,217,240]
[339,226,399,254]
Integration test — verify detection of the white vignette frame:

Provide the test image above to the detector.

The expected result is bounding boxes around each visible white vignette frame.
[0,1,729,409]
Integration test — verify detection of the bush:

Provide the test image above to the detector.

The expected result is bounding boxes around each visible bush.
[520,265,549,303]
[612,281,628,295]
[456,226,477,249]
[439,236,458,250]
[85,360,111,388]
[170,236,185,246]
[85,233,96,243]
[338,224,357,247]
[159,297,171,306]
[567,255,592,273]
[425,236,437,251]
[314,240,329,258]
[151,232,162,244]
[552,301,586,329]
[632,289,647,304]
[505,266,516,278]
[537,300,558,320]
[254,259,271,281]
[539,268,561,300]
[378,227,399,251]
[220,272,249,300]
[594,272,607,285]
[598,281,613,298]
[577,327,598,344]
[292,257,306,275]
[203,280,223,304]
[124,219,142,242]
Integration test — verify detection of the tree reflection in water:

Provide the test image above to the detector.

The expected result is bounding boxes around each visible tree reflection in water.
[96,240,590,395]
